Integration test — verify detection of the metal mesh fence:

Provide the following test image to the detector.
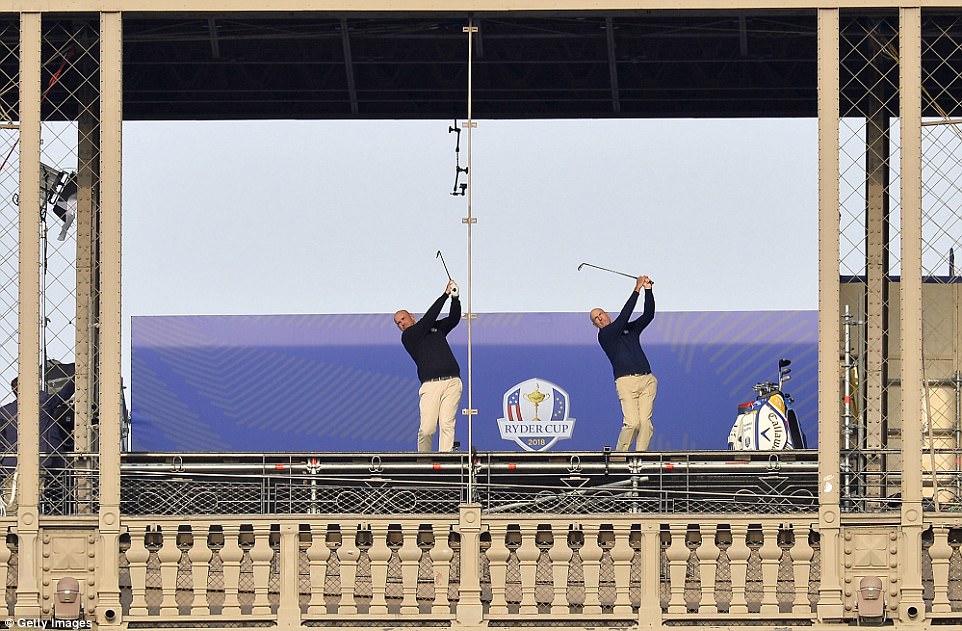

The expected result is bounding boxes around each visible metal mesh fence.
[37,19,102,516]
[838,14,962,514]
[919,13,962,511]
[838,14,903,512]
[0,21,99,514]
[0,18,105,517]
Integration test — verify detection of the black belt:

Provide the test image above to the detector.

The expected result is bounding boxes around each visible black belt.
[620,372,651,378]
[424,376,458,383]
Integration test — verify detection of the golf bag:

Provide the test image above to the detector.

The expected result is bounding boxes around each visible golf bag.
[728,359,807,451]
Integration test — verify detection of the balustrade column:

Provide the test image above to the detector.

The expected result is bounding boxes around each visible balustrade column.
[431,527,454,615]
[0,541,9,611]
[728,524,751,615]
[549,525,572,615]
[220,525,243,616]
[399,523,421,614]
[125,526,150,618]
[486,524,509,615]
[611,523,634,615]
[517,524,539,614]
[697,525,720,615]
[250,525,273,615]
[760,524,782,614]
[305,526,330,616]
[277,524,300,625]
[790,525,815,615]
[368,524,390,614]
[338,525,359,615]
[187,526,212,616]
[666,525,688,614]
[930,527,953,613]
[581,524,603,615]
[157,529,180,615]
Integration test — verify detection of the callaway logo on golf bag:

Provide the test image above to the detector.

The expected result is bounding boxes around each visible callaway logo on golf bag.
[728,358,808,451]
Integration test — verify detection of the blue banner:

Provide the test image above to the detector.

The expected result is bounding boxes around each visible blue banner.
[131,311,817,452]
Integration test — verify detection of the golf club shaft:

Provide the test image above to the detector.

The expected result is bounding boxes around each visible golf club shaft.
[579,263,636,279]
[437,250,453,280]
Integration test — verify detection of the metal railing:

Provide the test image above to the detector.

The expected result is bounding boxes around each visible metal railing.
[120,451,818,516]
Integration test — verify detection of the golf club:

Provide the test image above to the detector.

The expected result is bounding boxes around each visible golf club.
[577,262,639,280]
[436,250,453,281]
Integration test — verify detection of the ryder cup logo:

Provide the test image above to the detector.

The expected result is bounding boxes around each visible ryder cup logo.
[497,378,576,452]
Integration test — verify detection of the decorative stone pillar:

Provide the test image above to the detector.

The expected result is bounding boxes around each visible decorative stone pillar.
[305,525,330,616]
[697,525,720,615]
[398,523,421,614]
[549,525,572,615]
[517,524,539,614]
[759,524,782,614]
[611,523,634,615]
[187,527,212,616]
[665,524,689,614]
[728,524,751,615]
[431,526,454,615]
[930,527,952,614]
[486,523,510,615]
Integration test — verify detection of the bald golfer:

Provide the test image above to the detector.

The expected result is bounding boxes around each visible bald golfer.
[394,280,462,452]
[590,275,657,451]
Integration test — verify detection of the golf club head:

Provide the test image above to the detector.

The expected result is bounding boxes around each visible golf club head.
[577,263,587,271]
[436,250,443,259]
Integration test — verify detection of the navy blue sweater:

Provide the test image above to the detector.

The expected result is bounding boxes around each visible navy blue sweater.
[597,288,655,379]
[401,293,461,383]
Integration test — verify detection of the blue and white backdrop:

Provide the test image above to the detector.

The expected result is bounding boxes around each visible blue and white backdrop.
[130,310,816,453]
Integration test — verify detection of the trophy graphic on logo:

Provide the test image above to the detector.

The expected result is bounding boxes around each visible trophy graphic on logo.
[524,383,551,422]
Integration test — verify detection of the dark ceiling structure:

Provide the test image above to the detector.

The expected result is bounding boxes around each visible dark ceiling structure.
[4,10,962,121]
[121,12,820,120]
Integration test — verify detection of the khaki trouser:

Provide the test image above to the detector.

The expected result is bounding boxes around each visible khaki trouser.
[417,377,462,452]
[614,373,658,451]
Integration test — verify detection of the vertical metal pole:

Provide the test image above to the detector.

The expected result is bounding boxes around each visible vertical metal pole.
[16,10,43,619]
[96,11,123,627]
[898,6,926,623]
[952,370,962,502]
[816,7,844,620]
[864,39,891,500]
[462,20,478,505]
[842,305,853,505]
[75,96,99,514]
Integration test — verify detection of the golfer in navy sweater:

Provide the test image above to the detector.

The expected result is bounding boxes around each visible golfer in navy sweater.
[590,275,657,451]
[394,280,462,452]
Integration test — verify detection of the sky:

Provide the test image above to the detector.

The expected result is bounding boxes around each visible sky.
[121,118,817,310]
